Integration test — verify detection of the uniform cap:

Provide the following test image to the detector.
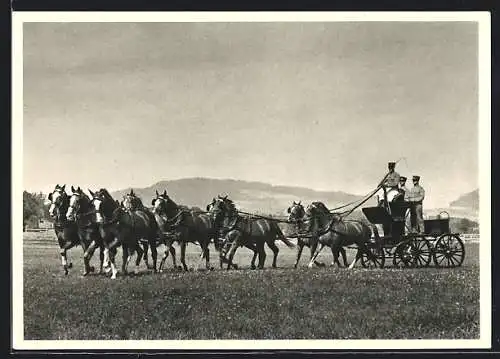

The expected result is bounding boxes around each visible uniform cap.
[400,176,407,181]
[412,175,420,181]
[388,162,396,167]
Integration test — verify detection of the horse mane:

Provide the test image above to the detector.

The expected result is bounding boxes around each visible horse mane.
[224,198,237,213]
[312,201,330,214]
[98,188,115,201]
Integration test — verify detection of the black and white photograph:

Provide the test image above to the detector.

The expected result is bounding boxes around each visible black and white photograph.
[12,11,491,350]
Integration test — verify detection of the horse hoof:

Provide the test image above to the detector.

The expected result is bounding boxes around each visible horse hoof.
[68,263,73,269]
[90,266,95,273]
[111,275,117,280]
[82,271,89,277]
[64,270,69,276]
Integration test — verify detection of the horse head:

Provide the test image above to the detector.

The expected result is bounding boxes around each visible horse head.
[123,190,143,212]
[48,184,68,218]
[208,195,234,223]
[287,201,305,222]
[151,190,175,217]
[66,186,91,221]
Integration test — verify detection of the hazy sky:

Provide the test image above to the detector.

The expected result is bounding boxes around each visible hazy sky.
[23,21,479,208]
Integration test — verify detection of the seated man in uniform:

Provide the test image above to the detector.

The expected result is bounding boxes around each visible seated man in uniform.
[405,175,425,233]
[398,176,408,196]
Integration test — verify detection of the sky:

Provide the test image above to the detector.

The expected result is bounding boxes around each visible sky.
[22,21,479,208]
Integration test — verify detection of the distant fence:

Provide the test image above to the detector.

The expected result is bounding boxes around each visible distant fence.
[461,233,480,242]
[25,228,51,233]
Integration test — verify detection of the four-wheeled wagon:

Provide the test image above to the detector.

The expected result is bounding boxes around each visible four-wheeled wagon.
[359,202,466,269]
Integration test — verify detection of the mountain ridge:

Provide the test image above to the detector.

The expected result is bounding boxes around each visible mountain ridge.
[110,177,367,215]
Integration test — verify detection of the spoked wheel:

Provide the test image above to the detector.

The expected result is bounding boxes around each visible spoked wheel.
[393,241,415,268]
[410,238,433,268]
[361,245,385,269]
[433,234,465,268]
[392,238,432,268]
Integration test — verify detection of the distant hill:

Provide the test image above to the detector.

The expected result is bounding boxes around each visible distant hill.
[449,189,479,211]
[110,177,366,216]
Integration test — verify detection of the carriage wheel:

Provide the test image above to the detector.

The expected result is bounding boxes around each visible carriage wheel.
[360,246,385,269]
[393,241,415,268]
[392,238,432,268]
[433,234,465,268]
[411,238,433,268]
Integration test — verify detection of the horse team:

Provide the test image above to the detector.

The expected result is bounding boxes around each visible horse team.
[46,184,377,279]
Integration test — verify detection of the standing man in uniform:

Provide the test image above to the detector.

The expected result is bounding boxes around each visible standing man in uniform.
[377,161,400,237]
[405,175,425,233]
[379,161,401,205]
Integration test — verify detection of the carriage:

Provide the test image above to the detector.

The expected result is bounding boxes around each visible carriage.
[359,200,466,269]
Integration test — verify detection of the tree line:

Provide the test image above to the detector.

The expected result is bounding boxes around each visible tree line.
[23,191,50,230]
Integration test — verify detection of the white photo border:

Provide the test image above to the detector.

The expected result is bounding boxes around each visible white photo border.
[12,11,492,351]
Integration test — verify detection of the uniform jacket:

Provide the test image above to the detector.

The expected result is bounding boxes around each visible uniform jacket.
[405,185,425,203]
[383,171,401,188]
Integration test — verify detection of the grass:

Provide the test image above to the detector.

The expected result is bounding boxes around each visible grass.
[22,231,480,340]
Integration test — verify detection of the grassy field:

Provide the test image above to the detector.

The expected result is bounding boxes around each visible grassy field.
[22,231,480,340]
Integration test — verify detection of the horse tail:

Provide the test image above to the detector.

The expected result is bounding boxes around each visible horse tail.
[272,222,295,248]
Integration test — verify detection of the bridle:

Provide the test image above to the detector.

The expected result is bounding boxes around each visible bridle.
[48,189,68,223]
[152,196,185,224]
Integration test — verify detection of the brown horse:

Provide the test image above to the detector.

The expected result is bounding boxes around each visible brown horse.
[287,201,328,268]
[120,189,161,270]
[209,197,295,270]
[89,188,158,278]
[207,196,259,270]
[305,202,374,269]
[64,186,106,275]
[47,184,81,275]
[152,190,215,272]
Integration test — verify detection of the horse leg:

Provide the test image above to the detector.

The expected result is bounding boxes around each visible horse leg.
[150,239,158,273]
[180,241,188,271]
[226,241,240,270]
[142,242,151,269]
[60,241,76,275]
[109,246,118,279]
[134,242,144,274]
[308,243,325,268]
[330,245,339,267]
[256,241,266,269]
[204,243,212,271]
[82,239,98,276]
[169,246,178,270]
[309,240,324,267]
[348,248,363,269]
[244,243,258,270]
[121,244,130,275]
[98,244,105,274]
[158,236,173,272]
[266,239,279,268]
[294,241,304,268]
[340,247,348,267]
